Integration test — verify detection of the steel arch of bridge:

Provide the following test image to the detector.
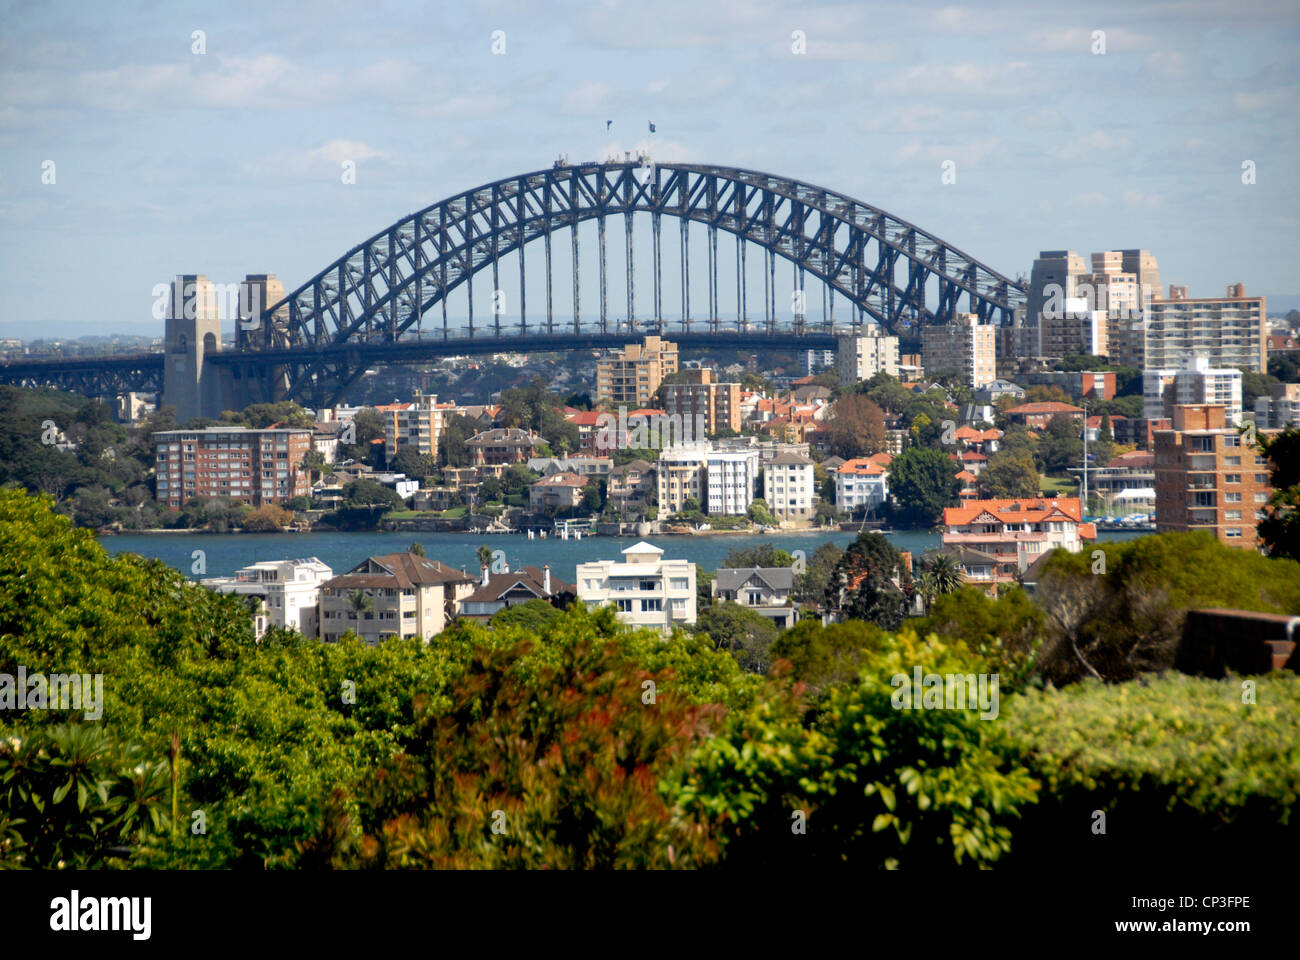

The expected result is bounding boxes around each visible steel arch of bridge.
[249,161,1027,402]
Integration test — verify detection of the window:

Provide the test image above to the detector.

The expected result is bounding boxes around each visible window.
[1256,492,1269,503]
[669,577,689,591]
[1225,511,1242,520]
[641,598,662,612]
[1255,474,1269,484]
[1224,474,1241,484]
[639,580,658,592]
[747,591,763,605]
[1225,492,1242,503]
[1225,528,1242,538]
[615,599,632,613]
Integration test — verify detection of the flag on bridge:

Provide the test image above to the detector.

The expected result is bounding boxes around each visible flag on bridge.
[648,121,656,133]
[606,120,612,131]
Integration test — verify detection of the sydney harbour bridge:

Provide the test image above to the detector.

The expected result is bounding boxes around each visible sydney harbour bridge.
[0,160,1027,417]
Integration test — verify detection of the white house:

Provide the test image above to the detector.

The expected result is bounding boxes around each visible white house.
[319,552,476,644]
[834,457,889,515]
[202,557,334,639]
[575,541,697,632]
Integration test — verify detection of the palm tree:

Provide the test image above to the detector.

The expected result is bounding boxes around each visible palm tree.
[477,544,494,572]
[926,554,965,597]
[349,589,374,621]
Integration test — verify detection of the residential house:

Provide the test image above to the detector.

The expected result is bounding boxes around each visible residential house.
[762,451,815,521]
[466,427,546,466]
[834,457,889,515]
[576,541,697,632]
[529,471,588,512]
[608,458,657,512]
[940,497,1096,595]
[712,566,799,629]
[318,552,477,643]
[202,558,334,640]
[458,564,574,622]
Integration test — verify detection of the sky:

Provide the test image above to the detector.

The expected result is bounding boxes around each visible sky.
[1,0,1298,339]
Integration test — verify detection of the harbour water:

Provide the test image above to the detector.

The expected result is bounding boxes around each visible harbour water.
[97,528,1150,580]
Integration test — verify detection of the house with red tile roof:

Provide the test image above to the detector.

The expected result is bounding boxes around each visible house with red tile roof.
[941,497,1095,595]
[1005,402,1085,431]
[834,457,889,515]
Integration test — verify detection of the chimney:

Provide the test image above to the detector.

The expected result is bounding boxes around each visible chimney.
[481,564,490,587]
[543,564,552,595]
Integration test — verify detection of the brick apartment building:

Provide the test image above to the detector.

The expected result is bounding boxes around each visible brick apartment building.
[1153,405,1276,550]
[661,368,742,434]
[154,426,313,509]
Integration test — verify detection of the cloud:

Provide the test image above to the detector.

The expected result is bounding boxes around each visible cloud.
[1029,26,1149,54]
[564,81,614,114]
[1122,189,1162,209]
[872,62,1033,97]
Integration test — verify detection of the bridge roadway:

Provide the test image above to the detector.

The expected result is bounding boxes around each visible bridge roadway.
[0,324,847,389]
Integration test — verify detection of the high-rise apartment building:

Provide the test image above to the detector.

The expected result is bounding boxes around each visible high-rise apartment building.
[1028,250,1088,324]
[837,331,900,385]
[762,451,815,521]
[596,336,678,406]
[153,426,314,509]
[706,448,761,516]
[1145,284,1267,372]
[656,444,708,515]
[1255,383,1300,430]
[1144,358,1243,425]
[1153,405,1275,550]
[661,368,742,435]
[1120,249,1161,313]
[1038,299,1107,360]
[921,313,997,388]
[381,391,446,465]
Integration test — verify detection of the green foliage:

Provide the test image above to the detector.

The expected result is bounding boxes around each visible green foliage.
[829,532,911,629]
[220,402,314,430]
[673,630,1038,868]
[913,587,1045,689]
[747,498,777,526]
[979,450,1039,499]
[768,618,888,695]
[0,723,171,868]
[886,448,962,528]
[1035,531,1300,684]
[695,602,780,674]
[722,542,794,569]
[1257,425,1300,561]
[793,541,843,607]
[1002,674,1300,866]
[489,599,562,632]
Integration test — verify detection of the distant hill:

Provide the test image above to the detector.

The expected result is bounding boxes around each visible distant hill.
[1265,294,1300,315]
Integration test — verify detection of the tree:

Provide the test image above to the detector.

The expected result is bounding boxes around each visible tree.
[408,541,426,557]
[695,602,780,674]
[824,394,886,459]
[723,543,794,569]
[340,409,385,463]
[747,498,776,526]
[489,599,561,632]
[980,450,1040,499]
[1257,425,1300,561]
[438,415,476,468]
[794,542,843,606]
[828,531,911,629]
[300,449,328,484]
[390,446,436,479]
[242,504,291,532]
[862,373,913,415]
[1039,413,1083,474]
[221,402,314,430]
[477,544,494,572]
[343,479,404,510]
[349,589,374,621]
[887,448,962,528]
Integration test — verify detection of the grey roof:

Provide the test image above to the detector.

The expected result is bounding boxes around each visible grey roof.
[767,450,813,466]
[611,458,654,476]
[713,566,795,593]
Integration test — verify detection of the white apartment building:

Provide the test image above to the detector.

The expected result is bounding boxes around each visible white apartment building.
[837,331,900,386]
[921,313,997,388]
[202,558,334,639]
[834,457,889,515]
[1144,358,1243,425]
[763,451,816,521]
[319,552,476,644]
[706,448,761,516]
[575,542,697,632]
[1145,284,1267,372]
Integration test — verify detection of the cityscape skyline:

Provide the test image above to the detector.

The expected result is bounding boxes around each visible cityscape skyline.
[2,0,1298,338]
